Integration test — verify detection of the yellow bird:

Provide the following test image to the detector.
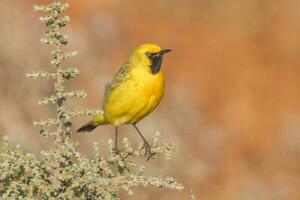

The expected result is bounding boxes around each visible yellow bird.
[77,43,171,154]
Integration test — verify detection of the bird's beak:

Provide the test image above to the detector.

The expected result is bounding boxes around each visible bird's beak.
[159,49,172,55]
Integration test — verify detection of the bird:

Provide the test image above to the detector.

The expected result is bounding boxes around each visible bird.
[77,43,171,156]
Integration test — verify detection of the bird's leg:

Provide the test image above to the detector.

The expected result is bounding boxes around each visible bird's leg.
[113,126,128,174]
[132,124,149,148]
[113,126,120,155]
[132,124,154,160]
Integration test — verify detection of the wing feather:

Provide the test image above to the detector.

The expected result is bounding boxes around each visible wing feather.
[104,62,130,101]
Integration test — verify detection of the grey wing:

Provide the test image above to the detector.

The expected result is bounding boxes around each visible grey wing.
[104,62,130,100]
[103,82,111,98]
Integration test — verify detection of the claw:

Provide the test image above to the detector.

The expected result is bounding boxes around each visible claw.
[113,146,121,155]
[112,147,128,174]
[142,141,151,155]
[146,152,156,161]
[113,146,125,161]
[142,142,156,161]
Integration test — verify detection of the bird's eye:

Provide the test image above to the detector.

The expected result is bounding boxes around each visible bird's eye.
[145,51,151,57]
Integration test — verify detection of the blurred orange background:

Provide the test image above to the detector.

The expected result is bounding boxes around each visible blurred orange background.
[1,0,300,199]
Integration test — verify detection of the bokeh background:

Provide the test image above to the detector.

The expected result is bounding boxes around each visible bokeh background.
[1,0,300,199]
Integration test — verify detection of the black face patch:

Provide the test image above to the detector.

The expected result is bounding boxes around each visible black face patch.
[149,53,163,74]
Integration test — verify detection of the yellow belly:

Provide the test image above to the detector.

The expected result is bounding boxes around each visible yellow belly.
[103,68,164,126]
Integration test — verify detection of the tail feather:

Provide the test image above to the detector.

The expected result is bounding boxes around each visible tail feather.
[77,121,98,133]
[77,113,108,133]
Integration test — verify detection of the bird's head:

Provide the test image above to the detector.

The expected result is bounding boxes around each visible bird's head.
[129,43,172,74]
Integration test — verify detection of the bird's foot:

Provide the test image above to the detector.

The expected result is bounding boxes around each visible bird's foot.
[112,147,128,174]
[142,141,151,154]
[113,146,127,161]
[142,142,155,161]
[113,146,121,155]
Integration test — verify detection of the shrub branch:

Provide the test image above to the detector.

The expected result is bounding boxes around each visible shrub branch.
[0,0,185,199]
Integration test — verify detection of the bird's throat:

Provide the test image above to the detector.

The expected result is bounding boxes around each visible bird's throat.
[150,55,163,74]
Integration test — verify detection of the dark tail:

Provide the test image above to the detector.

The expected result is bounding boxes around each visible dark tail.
[77,121,98,133]
[77,113,107,133]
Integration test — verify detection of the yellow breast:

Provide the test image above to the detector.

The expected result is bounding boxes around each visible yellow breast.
[104,67,164,126]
